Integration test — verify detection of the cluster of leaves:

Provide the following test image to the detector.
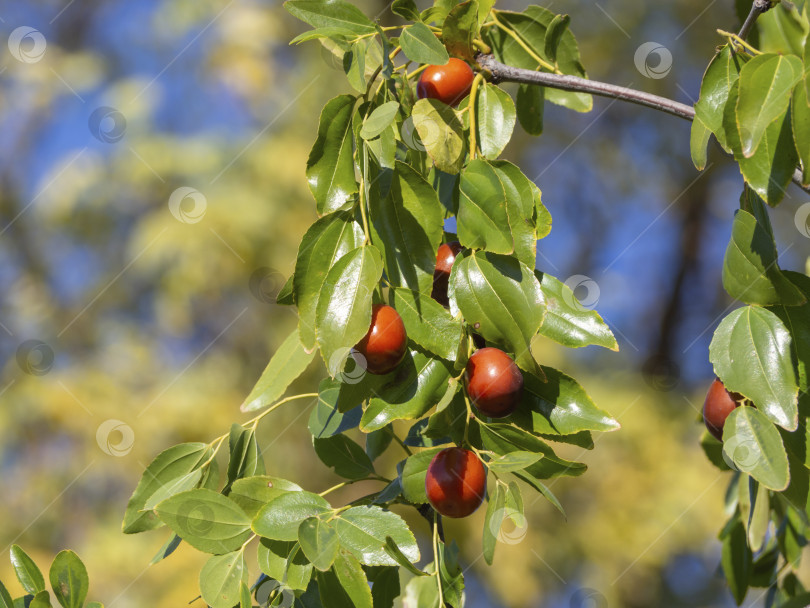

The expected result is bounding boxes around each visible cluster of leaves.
[691,4,810,606]
[119,0,625,606]
[0,546,99,608]
[691,1,810,205]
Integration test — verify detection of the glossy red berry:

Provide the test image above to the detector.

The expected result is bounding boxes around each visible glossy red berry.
[703,378,742,441]
[431,241,464,306]
[425,447,486,518]
[355,304,408,375]
[416,58,475,107]
[465,348,523,418]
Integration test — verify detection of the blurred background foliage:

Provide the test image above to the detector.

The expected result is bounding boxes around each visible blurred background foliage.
[0,0,808,606]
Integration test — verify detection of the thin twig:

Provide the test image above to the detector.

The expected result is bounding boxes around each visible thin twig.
[476,54,810,194]
[738,0,773,40]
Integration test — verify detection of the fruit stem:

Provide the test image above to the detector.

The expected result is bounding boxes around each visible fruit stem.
[406,64,429,80]
[433,511,446,607]
[462,391,474,447]
[489,12,560,74]
[472,39,492,54]
[467,72,485,161]
[358,145,372,245]
[318,476,391,497]
[391,432,413,456]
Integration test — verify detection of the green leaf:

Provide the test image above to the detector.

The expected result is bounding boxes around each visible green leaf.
[276,274,295,305]
[543,14,570,63]
[155,488,252,554]
[390,288,463,361]
[700,431,732,472]
[313,434,376,479]
[402,576,439,608]
[724,81,799,206]
[366,428,393,462]
[49,551,88,608]
[489,161,539,268]
[290,27,357,44]
[392,0,420,21]
[516,84,544,136]
[28,591,50,608]
[309,379,362,438]
[122,443,211,533]
[456,159,512,253]
[360,102,400,140]
[369,161,443,294]
[307,94,358,216]
[745,479,769,552]
[284,0,376,35]
[241,328,315,412]
[10,546,45,595]
[411,98,466,174]
[757,1,809,57]
[315,245,384,376]
[239,582,250,608]
[709,306,798,431]
[475,83,516,159]
[369,567,401,608]
[298,518,339,571]
[334,506,420,566]
[487,451,542,473]
[442,1,479,61]
[736,53,802,157]
[690,118,711,172]
[477,422,587,479]
[768,271,810,393]
[508,366,620,438]
[257,540,313,591]
[400,22,449,65]
[382,537,428,577]
[693,45,748,161]
[333,551,373,608]
[722,209,805,306]
[536,272,618,350]
[437,540,464,607]
[253,492,332,541]
[149,534,182,565]
[344,41,368,94]
[294,212,365,350]
[225,426,265,492]
[485,8,591,112]
[0,580,13,608]
[722,406,790,491]
[199,551,248,608]
[360,349,454,432]
[400,447,444,503]
[792,81,810,186]
[483,482,505,565]
[450,250,545,374]
[229,476,302,519]
[721,515,752,605]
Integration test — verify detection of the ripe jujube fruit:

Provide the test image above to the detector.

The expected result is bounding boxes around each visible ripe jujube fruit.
[703,378,743,441]
[355,304,407,375]
[416,58,475,107]
[425,447,486,518]
[465,348,523,418]
[431,241,463,306]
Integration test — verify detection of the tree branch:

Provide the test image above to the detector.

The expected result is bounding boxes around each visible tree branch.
[738,0,773,40]
[476,53,810,195]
